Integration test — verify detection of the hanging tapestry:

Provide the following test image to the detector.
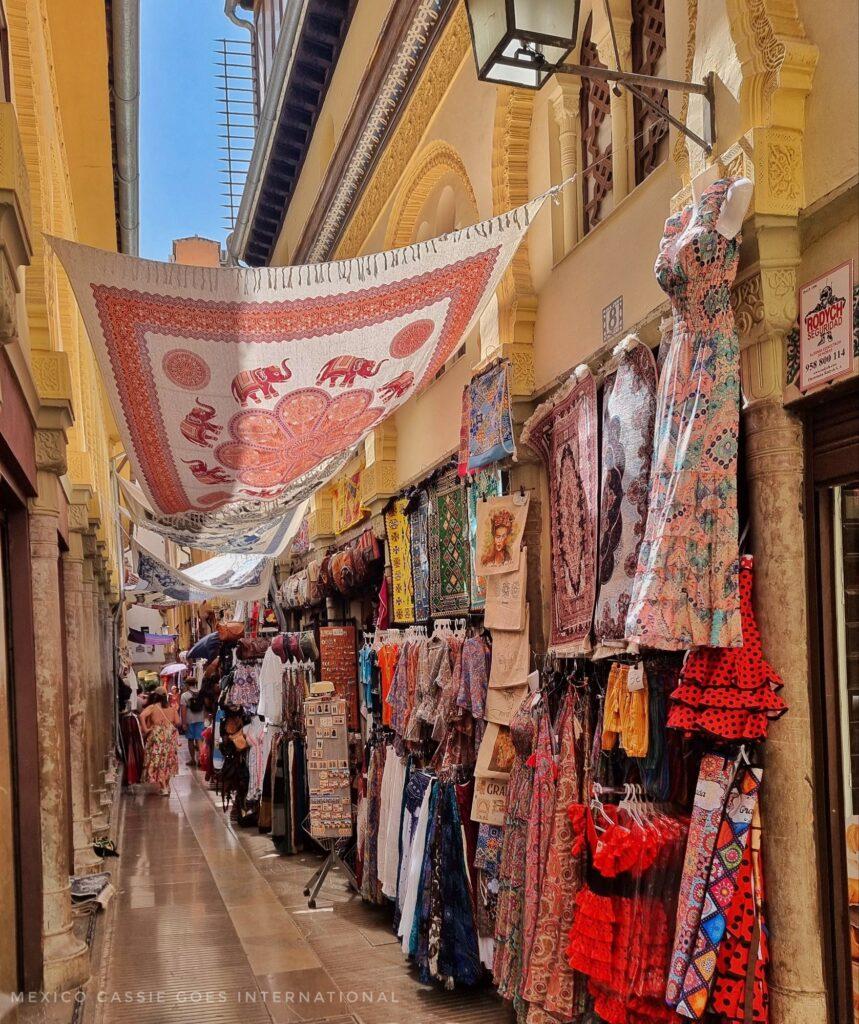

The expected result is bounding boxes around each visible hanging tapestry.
[464,361,516,472]
[117,475,306,555]
[319,625,359,731]
[385,497,415,623]
[48,193,551,536]
[132,540,274,602]
[332,469,366,535]
[467,469,503,610]
[429,469,471,616]
[409,490,431,621]
[593,339,657,658]
[485,550,528,632]
[474,493,530,577]
[291,511,311,555]
[521,369,598,656]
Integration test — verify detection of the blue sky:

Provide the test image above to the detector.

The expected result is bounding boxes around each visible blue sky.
[139,1,248,259]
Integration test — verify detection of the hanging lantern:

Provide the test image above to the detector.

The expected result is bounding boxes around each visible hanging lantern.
[464,0,581,89]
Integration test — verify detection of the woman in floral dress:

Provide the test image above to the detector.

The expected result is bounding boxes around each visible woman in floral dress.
[140,688,179,795]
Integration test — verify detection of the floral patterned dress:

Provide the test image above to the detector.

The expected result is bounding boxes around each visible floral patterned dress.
[626,178,743,650]
[143,708,178,789]
[493,692,538,1019]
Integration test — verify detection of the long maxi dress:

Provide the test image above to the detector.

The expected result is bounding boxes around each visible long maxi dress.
[626,178,743,650]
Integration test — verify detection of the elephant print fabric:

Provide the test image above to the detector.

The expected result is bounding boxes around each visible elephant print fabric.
[47,194,547,525]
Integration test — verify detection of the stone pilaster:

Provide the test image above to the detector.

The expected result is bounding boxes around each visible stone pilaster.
[28,434,89,990]
[548,76,584,259]
[595,3,632,206]
[307,488,334,544]
[744,400,827,1024]
[62,523,101,875]
[81,544,106,831]
[361,423,399,516]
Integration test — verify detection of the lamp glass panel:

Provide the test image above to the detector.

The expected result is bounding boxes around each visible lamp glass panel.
[485,60,543,89]
[513,0,578,42]
[466,0,508,71]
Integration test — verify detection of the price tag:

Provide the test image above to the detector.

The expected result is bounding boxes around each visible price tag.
[626,663,645,692]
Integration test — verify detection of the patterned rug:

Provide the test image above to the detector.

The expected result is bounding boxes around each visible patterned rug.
[49,193,550,536]
[409,490,431,621]
[521,369,598,656]
[467,469,502,610]
[593,340,657,657]
[385,497,415,623]
[429,469,471,616]
[463,361,516,473]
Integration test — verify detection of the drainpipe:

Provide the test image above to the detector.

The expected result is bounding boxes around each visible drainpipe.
[227,0,310,264]
[111,0,140,256]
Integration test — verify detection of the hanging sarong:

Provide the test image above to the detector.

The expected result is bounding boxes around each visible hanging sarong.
[385,497,415,623]
[464,361,516,472]
[409,490,431,621]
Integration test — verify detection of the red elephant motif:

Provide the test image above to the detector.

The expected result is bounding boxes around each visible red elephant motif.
[182,460,232,485]
[316,355,388,388]
[231,358,292,406]
[180,399,222,447]
[377,371,414,402]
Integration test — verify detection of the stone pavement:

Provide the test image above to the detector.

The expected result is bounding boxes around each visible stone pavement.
[90,768,511,1024]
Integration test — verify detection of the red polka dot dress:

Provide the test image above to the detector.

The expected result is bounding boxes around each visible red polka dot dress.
[668,555,787,741]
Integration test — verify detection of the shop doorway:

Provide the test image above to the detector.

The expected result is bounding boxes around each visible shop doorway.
[0,509,21,991]
[806,389,859,1023]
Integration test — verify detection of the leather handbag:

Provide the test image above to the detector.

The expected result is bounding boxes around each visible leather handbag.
[238,635,270,661]
[217,620,245,641]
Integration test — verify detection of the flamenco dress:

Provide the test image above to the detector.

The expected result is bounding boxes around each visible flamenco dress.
[668,555,788,741]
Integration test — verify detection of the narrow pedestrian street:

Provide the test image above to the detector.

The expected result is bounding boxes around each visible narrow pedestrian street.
[92,772,508,1024]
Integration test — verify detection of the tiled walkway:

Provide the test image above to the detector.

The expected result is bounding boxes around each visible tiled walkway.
[96,769,511,1024]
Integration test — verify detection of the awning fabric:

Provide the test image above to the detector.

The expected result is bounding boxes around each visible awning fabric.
[132,541,275,602]
[48,191,549,535]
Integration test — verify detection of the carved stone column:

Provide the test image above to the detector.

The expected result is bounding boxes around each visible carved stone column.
[81,545,106,831]
[595,7,632,205]
[29,433,89,990]
[62,522,101,875]
[734,258,828,1024]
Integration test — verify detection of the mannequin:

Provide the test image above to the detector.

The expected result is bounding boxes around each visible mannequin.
[690,163,753,238]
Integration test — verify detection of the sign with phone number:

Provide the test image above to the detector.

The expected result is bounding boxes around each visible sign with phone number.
[799,260,854,391]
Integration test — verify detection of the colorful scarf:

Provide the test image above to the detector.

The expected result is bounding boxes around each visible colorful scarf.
[385,497,415,623]
[521,369,598,656]
[467,469,502,610]
[429,470,471,616]
[593,340,657,657]
[677,767,762,1019]
[409,490,431,621]
[666,752,737,1007]
[463,361,516,473]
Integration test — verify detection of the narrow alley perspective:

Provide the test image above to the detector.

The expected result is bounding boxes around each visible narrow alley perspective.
[1,1,858,1024]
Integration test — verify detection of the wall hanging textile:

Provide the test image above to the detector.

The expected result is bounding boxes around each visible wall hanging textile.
[318,625,360,731]
[332,469,367,535]
[593,339,657,658]
[409,490,431,621]
[458,385,472,478]
[429,470,471,616]
[116,474,306,555]
[132,540,274,602]
[462,361,516,474]
[49,192,551,535]
[484,550,527,632]
[626,178,742,650]
[384,497,415,623]
[474,493,529,577]
[467,469,502,609]
[521,368,598,656]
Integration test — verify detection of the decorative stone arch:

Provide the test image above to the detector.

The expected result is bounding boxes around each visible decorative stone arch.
[491,86,537,395]
[383,140,478,250]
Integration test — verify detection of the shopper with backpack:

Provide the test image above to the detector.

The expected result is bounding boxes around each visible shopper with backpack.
[180,677,206,767]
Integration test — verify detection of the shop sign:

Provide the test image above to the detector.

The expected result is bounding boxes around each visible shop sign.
[799,260,854,390]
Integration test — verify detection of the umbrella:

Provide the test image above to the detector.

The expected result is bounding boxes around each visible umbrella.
[159,663,187,677]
